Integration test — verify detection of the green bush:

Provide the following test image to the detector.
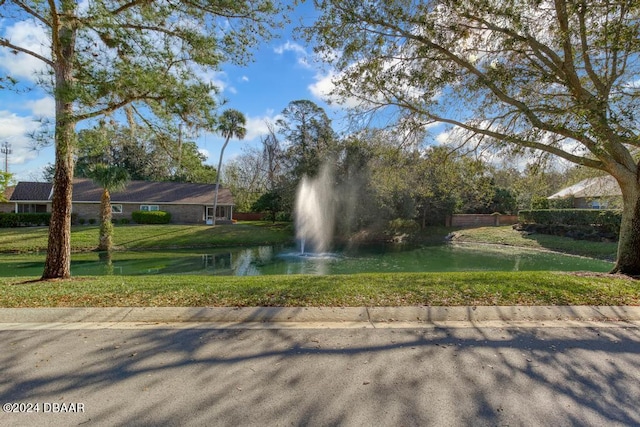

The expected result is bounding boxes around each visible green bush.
[0,213,52,227]
[132,210,172,224]
[519,209,621,234]
[388,218,421,234]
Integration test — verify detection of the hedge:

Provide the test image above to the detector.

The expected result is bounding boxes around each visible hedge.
[518,209,622,234]
[0,212,52,227]
[131,210,172,224]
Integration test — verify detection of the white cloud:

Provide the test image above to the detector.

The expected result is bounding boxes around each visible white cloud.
[241,76,249,82]
[273,41,311,69]
[0,110,47,170]
[199,70,228,92]
[435,130,451,144]
[308,71,365,109]
[0,20,50,81]
[274,41,307,56]
[198,147,210,160]
[244,113,283,141]
[308,72,334,100]
[24,97,55,117]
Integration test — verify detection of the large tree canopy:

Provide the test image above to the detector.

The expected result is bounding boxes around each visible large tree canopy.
[0,0,282,278]
[277,99,339,180]
[69,124,216,183]
[309,0,640,274]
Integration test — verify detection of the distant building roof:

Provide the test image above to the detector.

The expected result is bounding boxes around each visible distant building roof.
[10,179,234,205]
[548,175,622,199]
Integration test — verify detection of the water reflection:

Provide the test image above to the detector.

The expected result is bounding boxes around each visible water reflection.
[0,243,613,277]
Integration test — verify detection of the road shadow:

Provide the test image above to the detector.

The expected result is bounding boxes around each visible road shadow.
[1,324,640,426]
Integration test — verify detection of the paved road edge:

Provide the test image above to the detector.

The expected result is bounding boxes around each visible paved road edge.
[0,305,639,324]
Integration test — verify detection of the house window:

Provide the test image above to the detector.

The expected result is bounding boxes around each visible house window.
[111,204,123,214]
[140,205,159,211]
[17,204,47,213]
[589,199,608,209]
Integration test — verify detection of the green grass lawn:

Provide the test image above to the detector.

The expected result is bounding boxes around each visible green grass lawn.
[0,221,294,253]
[449,226,618,261]
[0,223,631,308]
[1,272,636,308]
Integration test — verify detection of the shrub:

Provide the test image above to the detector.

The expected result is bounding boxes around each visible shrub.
[530,196,550,210]
[275,212,291,222]
[132,210,171,224]
[388,218,421,234]
[0,213,52,227]
[519,209,621,235]
[88,218,97,225]
[78,218,86,225]
[120,218,131,225]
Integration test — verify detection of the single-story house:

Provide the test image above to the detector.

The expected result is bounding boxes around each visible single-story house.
[5,178,235,224]
[548,175,622,209]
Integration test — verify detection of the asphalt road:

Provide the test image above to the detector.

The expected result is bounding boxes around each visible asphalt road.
[2,322,640,426]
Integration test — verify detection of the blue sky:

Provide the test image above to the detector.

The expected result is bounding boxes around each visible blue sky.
[0,1,345,182]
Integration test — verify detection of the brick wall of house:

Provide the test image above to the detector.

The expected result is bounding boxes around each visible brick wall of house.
[0,202,14,213]
[73,203,208,224]
[161,205,206,224]
[72,203,101,222]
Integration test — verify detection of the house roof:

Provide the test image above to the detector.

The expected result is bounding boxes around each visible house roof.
[2,185,15,201]
[10,179,234,205]
[548,175,622,199]
[9,182,52,201]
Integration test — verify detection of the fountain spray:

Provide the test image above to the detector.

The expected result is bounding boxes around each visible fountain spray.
[294,164,335,254]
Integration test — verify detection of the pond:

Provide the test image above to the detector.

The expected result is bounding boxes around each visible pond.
[0,243,613,277]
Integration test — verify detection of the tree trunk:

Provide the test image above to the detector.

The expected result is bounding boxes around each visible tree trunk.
[98,189,113,252]
[42,120,75,279]
[212,137,230,226]
[42,15,76,280]
[611,181,640,275]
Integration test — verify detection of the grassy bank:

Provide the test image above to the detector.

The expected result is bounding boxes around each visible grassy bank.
[448,226,617,261]
[0,221,294,253]
[1,272,636,308]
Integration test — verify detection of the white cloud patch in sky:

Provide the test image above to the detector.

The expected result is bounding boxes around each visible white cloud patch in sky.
[198,70,228,93]
[24,96,55,117]
[435,130,451,144]
[0,110,47,169]
[0,20,50,81]
[274,41,306,56]
[308,72,333,100]
[273,41,311,69]
[198,147,210,160]
[308,71,366,109]
[243,112,283,141]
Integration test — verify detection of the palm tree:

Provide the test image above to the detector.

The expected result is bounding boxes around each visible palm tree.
[87,164,129,251]
[212,109,246,225]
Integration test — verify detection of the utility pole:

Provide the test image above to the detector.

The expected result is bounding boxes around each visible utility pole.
[0,141,11,173]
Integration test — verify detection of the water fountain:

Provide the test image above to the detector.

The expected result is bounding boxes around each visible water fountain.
[294,165,335,255]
